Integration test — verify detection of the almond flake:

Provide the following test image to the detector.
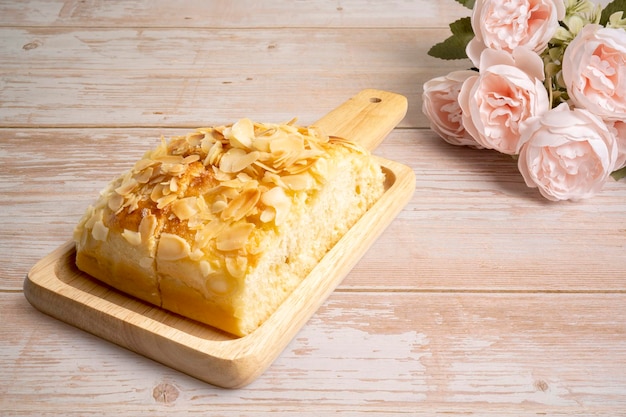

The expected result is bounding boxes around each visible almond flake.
[92,219,109,241]
[219,148,259,173]
[157,233,191,261]
[224,254,248,279]
[280,173,315,190]
[121,229,142,246]
[215,222,255,251]
[228,118,255,149]
[138,214,157,243]
[221,188,261,221]
[157,193,178,209]
[107,192,124,212]
[206,272,238,294]
[171,197,198,220]
[134,166,154,184]
[115,177,138,196]
[183,154,201,164]
[261,186,291,226]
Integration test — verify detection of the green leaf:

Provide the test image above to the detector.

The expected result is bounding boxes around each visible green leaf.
[599,0,626,26]
[428,17,474,60]
[455,0,476,9]
[449,16,474,36]
[611,166,626,181]
[428,36,470,60]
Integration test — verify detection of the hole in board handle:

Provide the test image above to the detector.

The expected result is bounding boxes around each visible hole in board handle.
[369,97,382,103]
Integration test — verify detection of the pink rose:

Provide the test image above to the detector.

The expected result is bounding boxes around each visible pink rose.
[607,120,626,170]
[517,103,618,201]
[466,0,565,67]
[562,24,626,121]
[458,48,550,155]
[422,70,482,147]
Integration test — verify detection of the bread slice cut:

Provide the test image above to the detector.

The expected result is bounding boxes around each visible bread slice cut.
[74,119,385,336]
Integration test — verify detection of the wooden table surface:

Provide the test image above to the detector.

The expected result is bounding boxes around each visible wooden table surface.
[2,1,625,415]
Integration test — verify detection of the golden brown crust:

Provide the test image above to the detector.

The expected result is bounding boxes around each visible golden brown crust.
[74,118,385,336]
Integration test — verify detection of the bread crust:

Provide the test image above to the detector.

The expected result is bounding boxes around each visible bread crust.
[74,119,385,336]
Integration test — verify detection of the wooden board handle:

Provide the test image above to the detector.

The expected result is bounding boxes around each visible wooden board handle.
[312,89,408,151]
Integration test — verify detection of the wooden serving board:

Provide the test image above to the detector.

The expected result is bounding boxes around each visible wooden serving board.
[24,89,415,388]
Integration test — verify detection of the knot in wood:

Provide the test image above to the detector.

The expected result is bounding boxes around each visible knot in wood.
[152,382,180,404]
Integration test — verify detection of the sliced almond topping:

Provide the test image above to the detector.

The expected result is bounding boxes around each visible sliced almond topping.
[183,154,201,164]
[125,194,142,213]
[150,183,166,203]
[138,214,157,244]
[134,166,154,184]
[212,166,233,182]
[259,207,275,223]
[284,161,315,175]
[157,233,191,261]
[115,176,138,196]
[155,155,184,164]
[221,188,261,222]
[211,199,228,214]
[107,192,124,213]
[199,260,212,277]
[252,131,274,152]
[157,193,177,209]
[220,187,240,200]
[150,137,169,160]
[169,177,179,193]
[83,207,99,229]
[280,173,315,190]
[185,131,205,147]
[253,159,280,174]
[218,177,247,189]
[224,255,248,279]
[269,133,305,155]
[236,172,254,183]
[261,186,291,226]
[215,222,255,251]
[133,158,158,173]
[194,219,225,248]
[329,135,366,153]
[121,229,142,246]
[207,272,238,294]
[171,197,198,220]
[205,140,223,167]
[92,219,109,241]
[189,248,205,261]
[219,148,259,173]
[163,163,185,176]
[228,118,255,149]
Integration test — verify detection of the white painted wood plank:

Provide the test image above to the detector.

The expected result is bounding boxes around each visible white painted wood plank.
[3,291,626,415]
[0,27,470,128]
[0,0,470,29]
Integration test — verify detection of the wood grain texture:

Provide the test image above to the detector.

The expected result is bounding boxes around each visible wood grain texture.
[0,0,469,28]
[0,27,468,128]
[2,0,626,414]
[4,291,626,415]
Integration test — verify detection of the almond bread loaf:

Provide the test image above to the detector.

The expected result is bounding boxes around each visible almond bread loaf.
[73,118,385,336]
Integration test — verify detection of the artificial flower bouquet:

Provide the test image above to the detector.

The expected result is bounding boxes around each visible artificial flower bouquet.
[422,0,626,201]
